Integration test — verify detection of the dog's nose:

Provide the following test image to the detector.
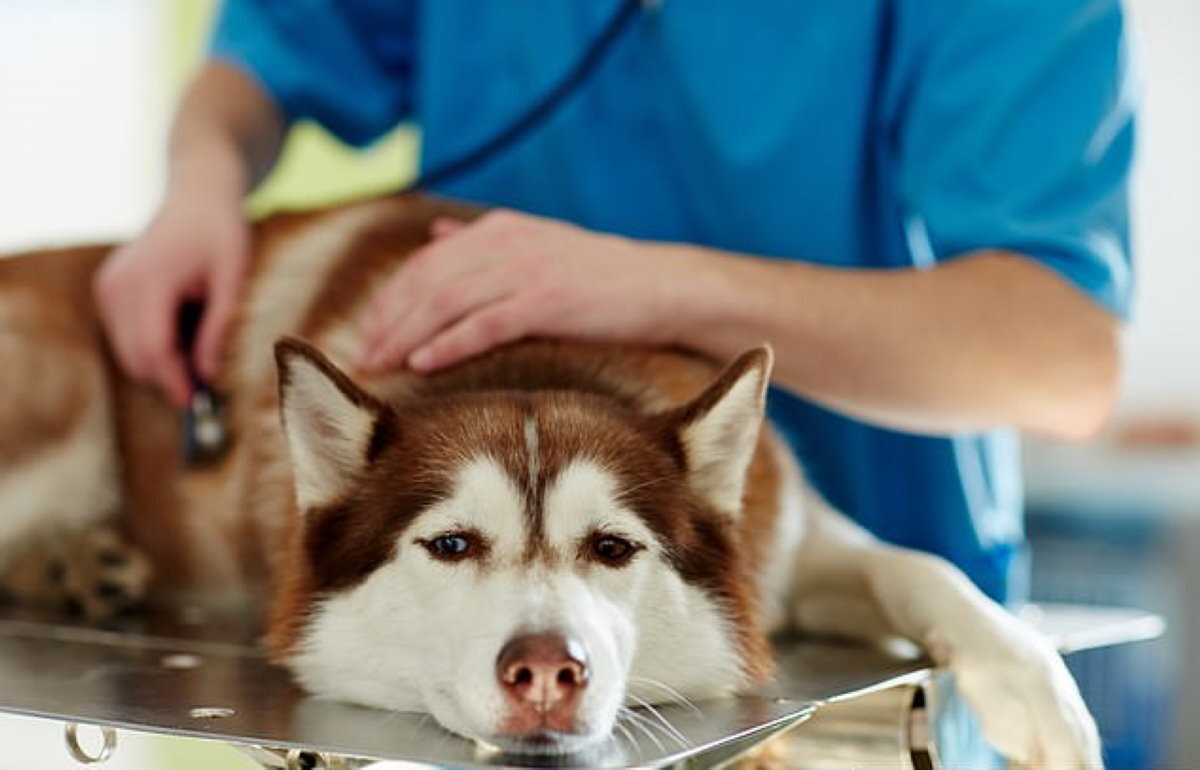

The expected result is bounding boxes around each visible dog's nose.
[496,633,589,727]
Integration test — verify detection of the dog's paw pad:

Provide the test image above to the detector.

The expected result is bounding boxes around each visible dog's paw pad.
[0,527,152,620]
[64,529,152,619]
[95,547,132,569]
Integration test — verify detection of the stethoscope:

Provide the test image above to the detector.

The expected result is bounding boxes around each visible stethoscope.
[400,0,645,193]
[182,0,648,464]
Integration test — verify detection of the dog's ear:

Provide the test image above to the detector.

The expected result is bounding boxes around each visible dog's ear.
[274,337,394,511]
[670,346,773,517]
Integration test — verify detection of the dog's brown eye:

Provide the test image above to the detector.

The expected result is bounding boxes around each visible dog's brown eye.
[422,533,476,561]
[590,534,639,566]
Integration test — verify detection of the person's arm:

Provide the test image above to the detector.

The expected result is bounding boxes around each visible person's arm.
[356,212,1118,440]
[93,61,285,406]
[168,60,287,202]
[663,243,1120,440]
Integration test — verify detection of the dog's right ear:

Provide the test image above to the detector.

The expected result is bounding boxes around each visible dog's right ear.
[274,338,394,511]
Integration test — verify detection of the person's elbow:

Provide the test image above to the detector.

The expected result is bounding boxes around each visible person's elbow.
[1035,313,1122,442]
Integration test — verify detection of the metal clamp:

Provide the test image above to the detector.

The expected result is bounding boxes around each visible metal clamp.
[64,723,117,765]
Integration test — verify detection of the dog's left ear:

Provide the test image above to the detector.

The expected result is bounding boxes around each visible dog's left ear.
[274,337,394,511]
[670,346,773,517]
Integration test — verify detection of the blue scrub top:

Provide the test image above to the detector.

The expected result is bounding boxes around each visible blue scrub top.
[211,0,1136,603]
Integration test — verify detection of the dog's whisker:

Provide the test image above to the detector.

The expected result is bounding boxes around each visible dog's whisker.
[640,710,689,749]
[618,707,667,752]
[612,718,637,748]
[625,693,689,747]
[620,705,687,750]
[628,676,702,716]
[628,710,684,752]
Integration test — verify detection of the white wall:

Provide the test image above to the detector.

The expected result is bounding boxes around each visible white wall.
[0,1,165,251]
[1120,0,1200,420]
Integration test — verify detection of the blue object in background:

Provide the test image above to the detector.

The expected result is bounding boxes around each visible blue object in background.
[1027,506,1180,770]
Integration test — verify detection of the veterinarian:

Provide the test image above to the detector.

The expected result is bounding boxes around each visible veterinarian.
[94,1,1134,606]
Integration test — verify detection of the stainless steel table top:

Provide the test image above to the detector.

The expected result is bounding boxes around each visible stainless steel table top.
[0,603,1161,769]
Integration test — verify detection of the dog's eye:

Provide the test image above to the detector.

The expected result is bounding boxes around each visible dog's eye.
[589,534,639,567]
[421,533,477,561]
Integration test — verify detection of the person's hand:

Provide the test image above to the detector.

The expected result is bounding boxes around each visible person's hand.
[94,191,249,407]
[356,210,695,374]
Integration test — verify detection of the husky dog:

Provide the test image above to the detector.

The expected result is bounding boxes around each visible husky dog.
[0,196,1099,766]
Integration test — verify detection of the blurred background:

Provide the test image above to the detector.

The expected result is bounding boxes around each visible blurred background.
[0,1,1198,768]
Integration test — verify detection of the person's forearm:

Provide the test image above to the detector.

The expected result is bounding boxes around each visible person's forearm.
[663,246,1120,439]
[164,61,286,205]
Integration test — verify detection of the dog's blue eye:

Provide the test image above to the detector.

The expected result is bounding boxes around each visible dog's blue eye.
[432,535,469,555]
[423,534,475,561]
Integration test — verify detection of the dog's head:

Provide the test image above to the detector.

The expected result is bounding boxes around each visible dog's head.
[269,338,773,755]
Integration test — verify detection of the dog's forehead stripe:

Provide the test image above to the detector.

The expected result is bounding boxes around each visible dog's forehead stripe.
[524,414,539,508]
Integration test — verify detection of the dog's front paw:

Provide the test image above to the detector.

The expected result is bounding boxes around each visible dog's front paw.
[0,526,152,620]
[952,626,1102,769]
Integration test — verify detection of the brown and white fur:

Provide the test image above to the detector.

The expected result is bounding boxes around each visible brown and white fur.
[0,196,1100,766]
